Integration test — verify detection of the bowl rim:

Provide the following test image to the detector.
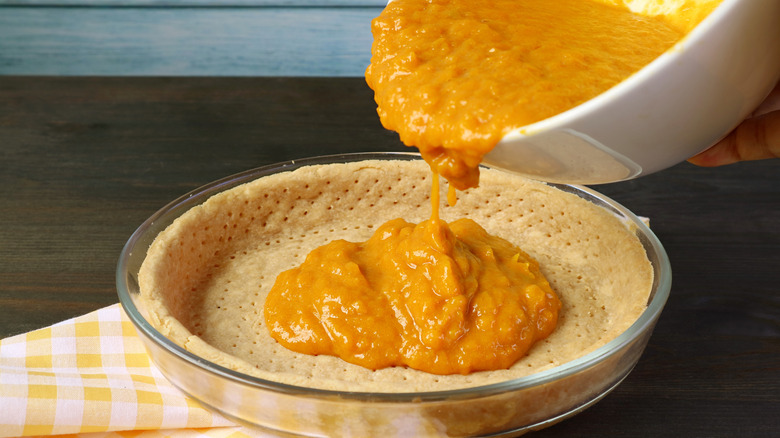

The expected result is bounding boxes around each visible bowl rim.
[117,151,671,403]
[505,0,738,138]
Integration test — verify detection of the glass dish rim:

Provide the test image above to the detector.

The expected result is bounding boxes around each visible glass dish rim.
[117,151,671,403]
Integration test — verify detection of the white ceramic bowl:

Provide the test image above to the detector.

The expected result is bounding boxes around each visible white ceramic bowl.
[479,0,780,184]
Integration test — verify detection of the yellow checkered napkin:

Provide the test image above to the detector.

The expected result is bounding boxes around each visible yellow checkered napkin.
[0,304,274,438]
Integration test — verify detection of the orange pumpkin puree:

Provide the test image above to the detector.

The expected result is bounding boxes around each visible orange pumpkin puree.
[264,202,561,375]
[365,0,685,190]
[263,0,708,375]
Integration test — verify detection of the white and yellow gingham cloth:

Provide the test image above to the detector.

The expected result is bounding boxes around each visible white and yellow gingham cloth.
[0,304,274,438]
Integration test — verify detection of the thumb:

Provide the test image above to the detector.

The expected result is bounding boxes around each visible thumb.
[688,110,780,167]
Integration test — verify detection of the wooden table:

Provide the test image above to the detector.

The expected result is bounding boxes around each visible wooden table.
[2,77,778,436]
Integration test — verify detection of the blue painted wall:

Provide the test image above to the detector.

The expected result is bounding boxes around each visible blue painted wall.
[0,1,386,76]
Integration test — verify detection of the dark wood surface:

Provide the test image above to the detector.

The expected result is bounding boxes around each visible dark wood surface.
[1,77,778,437]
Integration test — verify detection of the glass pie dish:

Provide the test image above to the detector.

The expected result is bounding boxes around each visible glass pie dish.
[117,152,671,437]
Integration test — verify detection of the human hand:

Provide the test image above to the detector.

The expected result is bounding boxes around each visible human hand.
[688,81,780,167]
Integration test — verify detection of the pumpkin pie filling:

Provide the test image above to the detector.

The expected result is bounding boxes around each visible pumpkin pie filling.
[259,0,720,374]
[264,200,561,375]
[365,0,686,190]
[262,0,697,374]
